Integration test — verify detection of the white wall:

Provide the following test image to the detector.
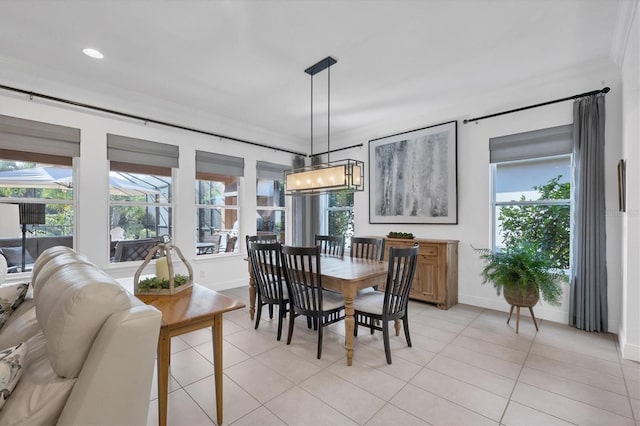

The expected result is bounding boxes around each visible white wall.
[348,64,624,335]
[0,59,631,354]
[620,3,640,361]
[0,90,295,290]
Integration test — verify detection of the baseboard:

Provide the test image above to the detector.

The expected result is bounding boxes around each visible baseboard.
[459,294,619,331]
[618,324,640,361]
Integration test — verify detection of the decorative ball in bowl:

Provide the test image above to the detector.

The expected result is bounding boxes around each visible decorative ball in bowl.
[387,232,415,239]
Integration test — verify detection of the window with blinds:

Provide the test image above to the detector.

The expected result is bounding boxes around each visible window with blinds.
[256,161,287,243]
[107,134,177,262]
[195,150,244,255]
[490,125,572,269]
[0,114,79,272]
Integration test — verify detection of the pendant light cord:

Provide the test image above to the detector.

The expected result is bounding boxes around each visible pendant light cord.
[327,61,330,163]
[310,74,313,158]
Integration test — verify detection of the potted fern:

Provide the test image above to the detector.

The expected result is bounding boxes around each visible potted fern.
[476,242,568,331]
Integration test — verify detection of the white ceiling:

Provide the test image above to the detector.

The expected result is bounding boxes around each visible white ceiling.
[0,0,625,153]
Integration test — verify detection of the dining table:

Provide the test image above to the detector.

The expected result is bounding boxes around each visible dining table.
[248,255,388,366]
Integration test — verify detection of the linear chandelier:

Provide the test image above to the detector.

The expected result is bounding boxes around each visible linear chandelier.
[284,56,364,196]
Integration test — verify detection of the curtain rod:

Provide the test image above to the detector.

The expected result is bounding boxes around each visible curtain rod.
[0,84,307,157]
[463,87,610,124]
[310,143,364,158]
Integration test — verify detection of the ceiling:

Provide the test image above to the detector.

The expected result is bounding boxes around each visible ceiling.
[0,0,626,153]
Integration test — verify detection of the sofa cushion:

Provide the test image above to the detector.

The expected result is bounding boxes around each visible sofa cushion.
[0,299,39,351]
[32,250,95,300]
[0,283,30,332]
[0,342,27,409]
[35,265,132,378]
[30,245,76,291]
[0,247,34,268]
[0,332,75,425]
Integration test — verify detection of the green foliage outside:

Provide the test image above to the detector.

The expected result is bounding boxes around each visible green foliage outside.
[0,161,73,236]
[327,190,354,245]
[498,175,570,269]
[110,201,158,240]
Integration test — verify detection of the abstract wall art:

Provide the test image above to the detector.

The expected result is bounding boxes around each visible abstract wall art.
[369,120,458,224]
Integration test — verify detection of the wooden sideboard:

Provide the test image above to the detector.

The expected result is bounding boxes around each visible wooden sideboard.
[382,238,459,310]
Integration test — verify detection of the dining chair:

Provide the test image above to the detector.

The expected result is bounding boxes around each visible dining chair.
[246,233,278,251]
[225,236,238,253]
[202,233,222,253]
[350,236,385,293]
[350,236,384,261]
[314,234,345,257]
[247,241,289,340]
[353,244,419,364]
[280,245,345,359]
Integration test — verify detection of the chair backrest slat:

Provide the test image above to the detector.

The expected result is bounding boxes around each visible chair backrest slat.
[314,234,345,257]
[281,245,323,315]
[383,245,418,319]
[246,233,278,252]
[248,241,284,303]
[350,237,383,261]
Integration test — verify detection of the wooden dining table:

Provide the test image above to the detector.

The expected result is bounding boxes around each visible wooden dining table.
[248,255,388,366]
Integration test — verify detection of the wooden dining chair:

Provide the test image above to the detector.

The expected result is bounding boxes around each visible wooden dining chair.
[280,245,345,359]
[314,234,345,257]
[246,234,278,251]
[247,241,289,340]
[350,236,384,261]
[350,236,385,293]
[353,245,419,364]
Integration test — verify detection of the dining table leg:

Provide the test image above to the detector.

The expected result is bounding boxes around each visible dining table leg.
[343,294,355,366]
[212,315,224,425]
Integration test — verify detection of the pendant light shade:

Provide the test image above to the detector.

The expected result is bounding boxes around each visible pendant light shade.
[284,56,364,196]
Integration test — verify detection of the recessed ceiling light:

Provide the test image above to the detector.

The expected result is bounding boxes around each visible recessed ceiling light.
[82,48,104,59]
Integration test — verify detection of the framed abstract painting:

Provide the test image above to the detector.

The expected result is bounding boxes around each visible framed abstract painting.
[369,120,458,224]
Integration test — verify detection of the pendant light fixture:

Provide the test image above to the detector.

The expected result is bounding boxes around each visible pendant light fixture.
[284,56,364,196]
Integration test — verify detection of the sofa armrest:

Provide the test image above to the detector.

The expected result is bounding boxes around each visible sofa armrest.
[56,305,161,426]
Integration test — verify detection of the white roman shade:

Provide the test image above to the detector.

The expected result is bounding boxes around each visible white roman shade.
[0,114,80,164]
[256,161,289,180]
[196,150,244,177]
[489,124,572,163]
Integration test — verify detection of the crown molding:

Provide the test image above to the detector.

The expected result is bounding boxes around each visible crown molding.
[611,0,639,65]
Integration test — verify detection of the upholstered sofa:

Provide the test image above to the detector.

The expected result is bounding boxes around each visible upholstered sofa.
[0,246,162,425]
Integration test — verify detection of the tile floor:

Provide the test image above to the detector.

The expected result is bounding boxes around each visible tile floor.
[146,286,640,426]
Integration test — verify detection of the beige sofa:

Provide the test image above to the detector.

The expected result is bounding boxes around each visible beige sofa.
[0,246,162,425]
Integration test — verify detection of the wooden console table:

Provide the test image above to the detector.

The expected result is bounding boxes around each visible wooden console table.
[383,238,459,309]
[137,284,245,426]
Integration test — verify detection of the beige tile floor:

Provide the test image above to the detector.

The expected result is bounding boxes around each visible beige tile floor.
[146,286,640,426]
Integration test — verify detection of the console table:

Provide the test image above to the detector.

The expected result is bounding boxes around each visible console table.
[383,238,459,309]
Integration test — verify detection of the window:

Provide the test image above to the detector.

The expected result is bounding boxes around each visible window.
[0,114,79,273]
[490,125,572,270]
[108,134,177,262]
[196,151,244,254]
[256,161,288,243]
[321,190,354,248]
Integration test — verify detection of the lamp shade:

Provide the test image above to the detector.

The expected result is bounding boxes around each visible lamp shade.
[18,203,46,225]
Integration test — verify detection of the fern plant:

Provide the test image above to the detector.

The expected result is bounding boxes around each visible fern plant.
[476,242,568,306]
